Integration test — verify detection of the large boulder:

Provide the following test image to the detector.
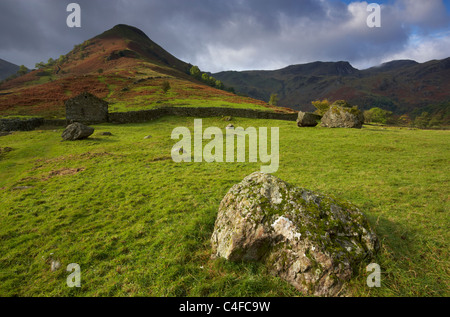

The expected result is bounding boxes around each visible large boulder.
[321,105,364,129]
[297,112,321,127]
[62,122,94,141]
[211,172,379,296]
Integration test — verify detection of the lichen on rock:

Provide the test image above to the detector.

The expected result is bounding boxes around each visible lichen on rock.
[211,172,379,296]
[321,104,364,129]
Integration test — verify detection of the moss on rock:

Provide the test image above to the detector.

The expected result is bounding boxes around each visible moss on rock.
[211,172,380,296]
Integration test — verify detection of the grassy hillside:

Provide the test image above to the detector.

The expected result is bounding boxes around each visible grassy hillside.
[0,25,282,119]
[0,118,448,296]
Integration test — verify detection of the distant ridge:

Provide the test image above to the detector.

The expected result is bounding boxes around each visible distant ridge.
[0,58,19,81]
[213,57,450,115]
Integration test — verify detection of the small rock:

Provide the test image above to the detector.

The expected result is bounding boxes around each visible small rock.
[225,124,234,129]
[0,147,13,154]
[12,186,33,190]
[99,132,113,136]
[144,135,152,139]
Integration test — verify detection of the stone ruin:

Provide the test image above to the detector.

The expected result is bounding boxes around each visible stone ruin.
[65,92,109,124]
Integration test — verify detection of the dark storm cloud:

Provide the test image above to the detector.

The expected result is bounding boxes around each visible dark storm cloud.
[0,0,449,71]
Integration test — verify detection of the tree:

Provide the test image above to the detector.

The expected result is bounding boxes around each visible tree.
[200,73,216,87]
[269,93,279,106]
[398,114,412,126]
[226,87,236,94]
[17,65,29,76]
[364,107,393,124]
[201,73,210,83]
[363,110,374,123]
[215,80,224,90]
[35,62,45,69]
[311,99,330,116]
[333,100,351,108]
[207,76,216,87]
[414,112,431,128]
[161,80,171,94]
[58,55,66,64]
[190,66,201,79]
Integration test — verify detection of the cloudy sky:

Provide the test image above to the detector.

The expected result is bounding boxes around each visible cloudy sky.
[1,0,449,72]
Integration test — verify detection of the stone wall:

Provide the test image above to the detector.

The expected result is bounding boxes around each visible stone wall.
[0,107,297,131]
[108,107,297,123]
[0,117,45,131]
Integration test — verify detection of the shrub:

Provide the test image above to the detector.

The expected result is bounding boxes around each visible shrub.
[364,107,393,124]
[269,93,279,106]
[312,99,330,115]
[161,81,171,94]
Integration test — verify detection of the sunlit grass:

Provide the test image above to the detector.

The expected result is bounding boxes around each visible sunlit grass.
[0,118,448,296]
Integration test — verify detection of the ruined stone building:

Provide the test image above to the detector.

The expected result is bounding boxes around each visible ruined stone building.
[65,92,109,124]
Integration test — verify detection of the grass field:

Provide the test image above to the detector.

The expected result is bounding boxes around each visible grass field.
[0,117,448,296]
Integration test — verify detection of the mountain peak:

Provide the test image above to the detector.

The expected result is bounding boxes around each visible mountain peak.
[280,61,358,77]
[366,59,419,73]
[93,24,191,74]
[96,24,151,42]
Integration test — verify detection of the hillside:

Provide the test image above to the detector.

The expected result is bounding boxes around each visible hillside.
[0,24,282,119]
[213,58,450,115]
[0,58,19,81]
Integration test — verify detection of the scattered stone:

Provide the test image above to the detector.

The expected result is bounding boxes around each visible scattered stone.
[0,147,13,155]
[296,111,321,127]
[225,124,234,129]
[99,132,113,136]
[133,78,146,84]
[12,186,34,190]
[144,135,152,139]
[0,146,13,161]
[321,105,364,129]
[211,172,379,297]
[62,122,95,141]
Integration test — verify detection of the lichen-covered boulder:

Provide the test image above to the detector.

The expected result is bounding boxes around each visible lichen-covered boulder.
[211,172,379,296]
[321,105,364,129]
[297,111,321,127]
[62,122,94,141]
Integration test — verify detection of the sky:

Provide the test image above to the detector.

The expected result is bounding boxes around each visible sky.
[0,0,449,72]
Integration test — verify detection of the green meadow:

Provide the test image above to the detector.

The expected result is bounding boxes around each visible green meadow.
[0,116,448,296]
